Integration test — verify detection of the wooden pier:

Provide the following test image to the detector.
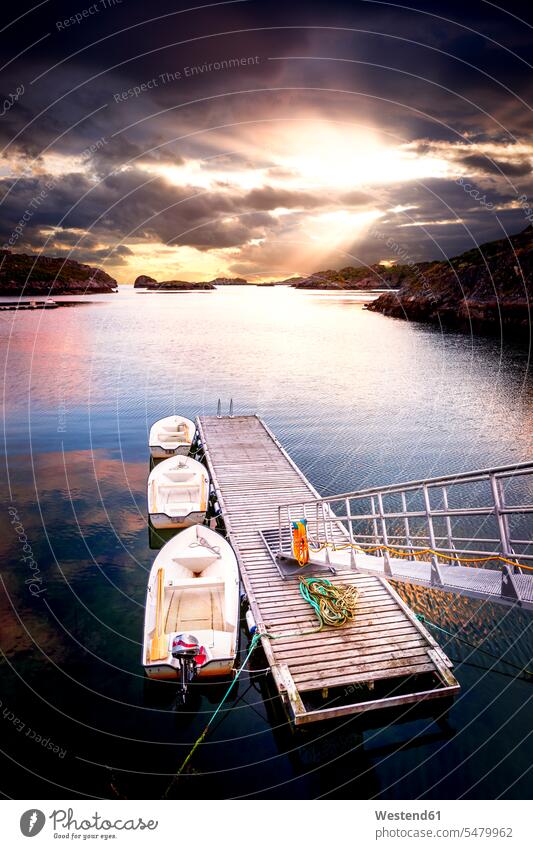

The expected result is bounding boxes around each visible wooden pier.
[197,415,459,725]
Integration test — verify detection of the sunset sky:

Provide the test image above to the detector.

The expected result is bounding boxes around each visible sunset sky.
[1,0,532,283]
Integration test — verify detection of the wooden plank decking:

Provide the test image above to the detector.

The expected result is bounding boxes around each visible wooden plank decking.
[197,415,459,724]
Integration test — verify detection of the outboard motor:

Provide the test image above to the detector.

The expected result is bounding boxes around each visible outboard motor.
[172,633,200,703]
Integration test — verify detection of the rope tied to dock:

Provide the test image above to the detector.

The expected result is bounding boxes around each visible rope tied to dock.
[298,576,359,629]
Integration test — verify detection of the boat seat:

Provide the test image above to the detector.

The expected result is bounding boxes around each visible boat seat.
[173,554,220,570]
[165,501,197,514]
[159,482,200,494]
[158,432,189,443]
[160,483,199,496]
[163,472,195,483]
[158,481,193,488]
[159,424,189,434]
[165,576,225,590]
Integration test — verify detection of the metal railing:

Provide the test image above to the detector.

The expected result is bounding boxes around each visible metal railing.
[276,460,533,606]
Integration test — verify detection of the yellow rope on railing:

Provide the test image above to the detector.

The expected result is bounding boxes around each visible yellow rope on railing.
[304,540,533,571]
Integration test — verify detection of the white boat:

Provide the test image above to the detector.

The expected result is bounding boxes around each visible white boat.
[148,456,209,529]
[149,415,195,459]
[142,525,240,692]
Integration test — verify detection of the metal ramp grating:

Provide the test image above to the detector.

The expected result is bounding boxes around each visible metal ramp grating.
[259,527,340,579]
[261,529,533,609]
[273,459,533,611]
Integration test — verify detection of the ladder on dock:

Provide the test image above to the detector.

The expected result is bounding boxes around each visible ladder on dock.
[197,415,459,725]
[274,460,533,611]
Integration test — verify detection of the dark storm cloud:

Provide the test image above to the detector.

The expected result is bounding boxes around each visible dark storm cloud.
[0,160,374,256]
[340,173,533,264]
[1,159,530,267]
[459,154,532,177]
[46,243,134,265]
[241,186,373,212]
[0,0,532,275]
[0,168,286,251]
[3,0,531,160]
[241,186,328,210]
[377,175,528,225]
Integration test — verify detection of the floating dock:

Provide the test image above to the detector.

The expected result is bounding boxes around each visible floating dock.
[197,414,459,725]
[0,299,58,311]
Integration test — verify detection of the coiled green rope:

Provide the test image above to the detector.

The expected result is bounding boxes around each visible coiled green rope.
[299,576,359,629]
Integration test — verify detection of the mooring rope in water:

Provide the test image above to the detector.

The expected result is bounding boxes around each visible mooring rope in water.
[298,576,359,629]
[163,620,328,793]
[416,613,533,679]
[162,632,262,796]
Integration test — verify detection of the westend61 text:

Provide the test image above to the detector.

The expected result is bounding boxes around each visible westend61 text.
[375,810,441,820]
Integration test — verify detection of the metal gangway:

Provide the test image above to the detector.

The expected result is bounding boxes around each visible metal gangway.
[275,460,533,611]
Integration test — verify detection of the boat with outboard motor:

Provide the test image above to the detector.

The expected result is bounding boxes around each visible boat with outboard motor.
[142,524,240,700]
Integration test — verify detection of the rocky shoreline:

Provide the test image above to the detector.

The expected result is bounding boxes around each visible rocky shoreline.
[7,224,531,337]
[0,250,118,295]
[367,226,533,335]
[133,267,408,291]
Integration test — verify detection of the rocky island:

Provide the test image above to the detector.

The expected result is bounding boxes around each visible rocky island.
[133,275,252,289]
[0,250,118,295]
[367,225,533,335]
[207,277,248,286]
[287,263,412,290]
[134,277,215,290]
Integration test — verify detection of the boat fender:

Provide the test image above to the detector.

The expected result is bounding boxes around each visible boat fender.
[245,608,257,636]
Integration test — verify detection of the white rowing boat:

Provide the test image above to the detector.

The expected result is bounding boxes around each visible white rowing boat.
[148,456,209,529]
[142,525,240,693]
[149,415,195,459]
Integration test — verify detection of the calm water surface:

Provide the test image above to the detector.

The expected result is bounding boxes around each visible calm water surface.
[1,286,532,799]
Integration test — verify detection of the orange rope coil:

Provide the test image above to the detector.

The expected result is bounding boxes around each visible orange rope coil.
[291,520,310,567]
